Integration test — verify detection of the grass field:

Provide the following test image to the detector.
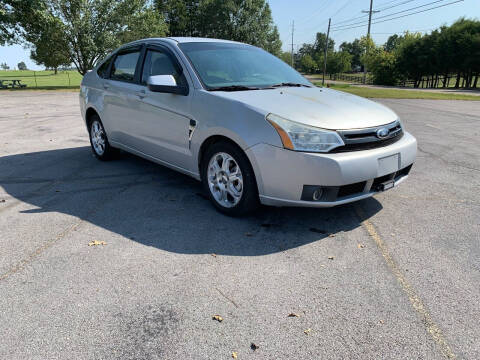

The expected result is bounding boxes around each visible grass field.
[314,82,480,101]
[2,70,479,100]
[0,70,82,89]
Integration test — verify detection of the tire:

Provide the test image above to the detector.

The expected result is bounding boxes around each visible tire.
[201,141,259,216]
[88,114,116,161]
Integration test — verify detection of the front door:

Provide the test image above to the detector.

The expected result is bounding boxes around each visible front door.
[130,46,193,171]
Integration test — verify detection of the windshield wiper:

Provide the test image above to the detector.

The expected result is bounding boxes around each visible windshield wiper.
[208,85,261,92]
[269,82,312,88]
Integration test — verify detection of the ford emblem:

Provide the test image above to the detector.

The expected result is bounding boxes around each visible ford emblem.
[376,128,389,139]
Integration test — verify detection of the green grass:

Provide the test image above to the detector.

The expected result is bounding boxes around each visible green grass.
[314,82,480,101]
[0,70,82,90]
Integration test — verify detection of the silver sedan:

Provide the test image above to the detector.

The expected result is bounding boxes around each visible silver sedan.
[79,37,417,216]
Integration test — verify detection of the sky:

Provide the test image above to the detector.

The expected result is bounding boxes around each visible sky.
[0,0,478,70]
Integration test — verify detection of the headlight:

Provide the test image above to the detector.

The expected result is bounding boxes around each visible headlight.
[267,114,344,153]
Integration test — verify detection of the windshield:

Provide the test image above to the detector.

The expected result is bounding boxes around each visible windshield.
[178,42,312,90]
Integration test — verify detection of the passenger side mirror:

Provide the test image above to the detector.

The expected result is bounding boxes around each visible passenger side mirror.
[147,75,188,95]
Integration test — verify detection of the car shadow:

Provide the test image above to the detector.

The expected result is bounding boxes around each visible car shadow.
[1,146,383,256]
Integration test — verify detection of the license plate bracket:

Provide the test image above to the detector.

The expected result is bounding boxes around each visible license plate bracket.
[378,153,400,177]
[378,180,394,191]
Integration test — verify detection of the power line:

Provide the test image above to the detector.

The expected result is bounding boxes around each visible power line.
[332,0,448,29]
[330,0,464,32]
[376,0,417,12]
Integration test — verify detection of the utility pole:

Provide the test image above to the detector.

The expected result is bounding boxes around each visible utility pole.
[362,0,380,84]
[291,20,295,68]
[322,18,331,86]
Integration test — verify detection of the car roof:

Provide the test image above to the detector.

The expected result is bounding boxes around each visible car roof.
[124,37,242,46]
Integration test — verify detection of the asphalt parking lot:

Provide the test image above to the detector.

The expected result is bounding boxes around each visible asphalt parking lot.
[0,91,479,359]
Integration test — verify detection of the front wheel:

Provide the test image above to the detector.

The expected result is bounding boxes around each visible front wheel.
[201,142,259,216]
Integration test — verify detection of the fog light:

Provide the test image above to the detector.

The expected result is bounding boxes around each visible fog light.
[312,188,323,201]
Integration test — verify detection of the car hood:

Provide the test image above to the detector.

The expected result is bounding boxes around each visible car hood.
[212,87,398,130]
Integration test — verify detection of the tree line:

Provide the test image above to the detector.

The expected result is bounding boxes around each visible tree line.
[293,18,480,89]
[1,0,281,75]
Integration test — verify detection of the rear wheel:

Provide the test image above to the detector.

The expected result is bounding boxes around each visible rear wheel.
[88,115,116,160]
[201,141,259,216]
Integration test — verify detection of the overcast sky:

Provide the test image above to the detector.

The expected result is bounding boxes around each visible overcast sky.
[0,0,478,70]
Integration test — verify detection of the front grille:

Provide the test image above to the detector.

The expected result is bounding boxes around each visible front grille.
[332,120,403,153]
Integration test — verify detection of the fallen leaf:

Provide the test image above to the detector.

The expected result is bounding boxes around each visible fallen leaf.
[211,253,217,257]
[288,313,300,318]
[250,343,259,351]
[88,240,107,246]
[328,256,334,260]
[328,234,335,238]
[304,328,312,335]
[379,319,384,324]
[232,351,238,359]
[212,314,223,322]
[357,243,365,249]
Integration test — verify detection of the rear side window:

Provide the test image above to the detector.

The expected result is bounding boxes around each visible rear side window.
[111,49,141,82]
[97,56,113,79]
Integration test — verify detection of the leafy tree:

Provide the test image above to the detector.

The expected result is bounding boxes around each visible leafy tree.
[8,0,168,75]
[17,61,27,70]
[327,51,352,76]
[0,2,15,45]
[339,39,363,70]
[279,51,292,65]
[157,0,282,55]
[384,34,400,52]
[299,54,317,74]
[1,62,9,70]
[28,16,70,74]
[363,47,397,85]
[313,32,334,55]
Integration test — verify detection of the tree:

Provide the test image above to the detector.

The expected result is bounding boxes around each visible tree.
[299,54,317,74]
[279,51,292,65]
[28,16,70,74]
[17,61,27,70]
[9,0,168,75]
[339,39,363,71]
[157,0,282,55]
[384,34,400,52]
[0,2,15,45]
[1,62,9,70]
[363,47,397,85]
[313,32,334,55]
[327,51,352,77]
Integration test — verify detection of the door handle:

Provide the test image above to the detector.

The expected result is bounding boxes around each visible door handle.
[136,90,146,99]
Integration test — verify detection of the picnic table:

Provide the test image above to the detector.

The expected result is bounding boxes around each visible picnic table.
[0,79,27,89]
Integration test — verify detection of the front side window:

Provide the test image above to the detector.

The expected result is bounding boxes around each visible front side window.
[141,49,181,84]
[178,42,311,89]
[97,56,113,79]
[111,49,141,82]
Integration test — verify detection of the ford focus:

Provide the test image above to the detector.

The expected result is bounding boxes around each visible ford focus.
[79,37,417,216]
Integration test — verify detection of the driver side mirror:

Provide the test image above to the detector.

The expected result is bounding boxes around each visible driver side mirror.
[147,75,188,96]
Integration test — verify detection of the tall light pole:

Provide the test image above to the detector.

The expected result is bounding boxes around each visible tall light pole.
[322,18,331,86]
[362,0,379,84]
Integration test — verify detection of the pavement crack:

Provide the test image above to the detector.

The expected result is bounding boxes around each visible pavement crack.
[355,205,457,360]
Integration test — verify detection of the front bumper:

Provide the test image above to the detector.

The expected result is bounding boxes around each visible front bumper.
[246,131,417,207]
